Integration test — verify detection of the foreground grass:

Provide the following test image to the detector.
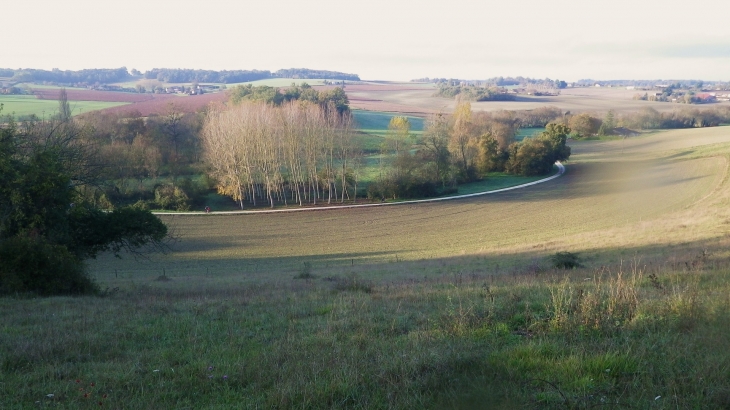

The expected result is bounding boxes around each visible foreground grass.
[3,256,730,409]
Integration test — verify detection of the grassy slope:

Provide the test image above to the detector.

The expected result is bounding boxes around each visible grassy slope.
[4,128,730,407]
[352,109,425,154]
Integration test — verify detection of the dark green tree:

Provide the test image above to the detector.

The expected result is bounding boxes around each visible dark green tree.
[506,122,570,176]
[0,112,169,296]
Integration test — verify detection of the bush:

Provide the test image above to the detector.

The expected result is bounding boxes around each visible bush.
[293,262,315,279]
[0,236,99,296]
[154,184,190,211]
[549,252,582,269]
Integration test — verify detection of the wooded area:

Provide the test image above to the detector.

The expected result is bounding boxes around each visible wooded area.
[202,101,357,208]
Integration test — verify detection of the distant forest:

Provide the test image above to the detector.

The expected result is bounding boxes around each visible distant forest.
[414,76,568,89]
[415,76,729,89]
[0,67,360,85]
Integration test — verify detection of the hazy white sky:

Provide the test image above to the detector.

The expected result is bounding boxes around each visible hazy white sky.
[5,0,730,81]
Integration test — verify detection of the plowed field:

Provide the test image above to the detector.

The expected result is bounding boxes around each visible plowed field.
[90,126,730,281]
[93,92,228,116]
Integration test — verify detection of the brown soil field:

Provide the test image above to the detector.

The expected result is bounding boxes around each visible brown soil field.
[93,92,228,116]
[340,83,730,116]
[89,126,730,283]
[32,89,174,103]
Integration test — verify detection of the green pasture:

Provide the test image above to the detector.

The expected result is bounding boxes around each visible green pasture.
[0,95,128,120]
[516,126,545,140]
[352,109,424,132]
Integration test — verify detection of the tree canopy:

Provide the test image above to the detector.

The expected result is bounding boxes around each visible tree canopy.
[0,111,169,296]
[228,84,350,114]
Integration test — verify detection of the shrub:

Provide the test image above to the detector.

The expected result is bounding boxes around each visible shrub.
[0,236,98,296]
[154,184,190,211]
[549,252,582,269]
[293,262,315,279]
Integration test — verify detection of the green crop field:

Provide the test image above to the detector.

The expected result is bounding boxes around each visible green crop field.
[516,126,545,140]
[352,109,425,131]
[5,125,730,408]
[0,95,127,120]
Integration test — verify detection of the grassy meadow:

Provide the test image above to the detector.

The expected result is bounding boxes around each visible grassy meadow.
[0,95,128,120]
[4,123,730,407]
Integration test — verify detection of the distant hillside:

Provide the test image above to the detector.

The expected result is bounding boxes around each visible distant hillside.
[0,67,360,86]
[146,68,359,83]
[274,68,359,81]
[143,68,271,83]
[5,67,132,84]
[0,67,360,85]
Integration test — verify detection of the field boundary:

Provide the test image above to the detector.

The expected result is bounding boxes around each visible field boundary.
[154,162,565,216]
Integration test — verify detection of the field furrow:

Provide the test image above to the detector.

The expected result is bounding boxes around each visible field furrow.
[89,127,730,282]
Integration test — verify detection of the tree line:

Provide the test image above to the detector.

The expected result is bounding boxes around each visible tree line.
[0,103,169,296]
[560,106,730,138]
[228,83,349,114]
[414,76,568,89]
[141,68,360,84]
[8,67,132,84]
[202,101,358,208]
[144,69,272,83]
[77,106,204,210]
[1,67,360,86]
[368,102,571,199]
[435,84,516,102]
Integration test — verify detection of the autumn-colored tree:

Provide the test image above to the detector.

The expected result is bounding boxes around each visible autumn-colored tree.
[420,113,452,187]
[449,101,480,180]
[201,101,357,208]
[568,113,602,138]
[386,116,412,156]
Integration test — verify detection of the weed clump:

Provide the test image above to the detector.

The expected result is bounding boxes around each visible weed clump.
[332,274,373,293]
[293,261,316,279]
[549,252,582,269]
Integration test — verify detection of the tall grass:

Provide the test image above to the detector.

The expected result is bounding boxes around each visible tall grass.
[2,254,730,408]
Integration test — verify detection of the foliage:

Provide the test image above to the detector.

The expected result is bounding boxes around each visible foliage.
[435,83,515,101]
[506,123,571,176]
[476,133,509,173]
[568,107,730,133]
[0,111,169,295]
[142,68,359,83]
[549,251,582,269]
[568,113,601,138]
[385,116,412,155]
[67,206,169,259]
[514,106,564,128]
[0,235,97,296]
[144,68,271,83]
[228,84,283,105]
[202,101,356,208]
[10,67,131,84]
[274,68,359,81]
[228,83,349,114]
[419,113,453,187]
[154,184,190,211]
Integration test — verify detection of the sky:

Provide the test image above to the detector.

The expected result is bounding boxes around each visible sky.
[5,0,730,82]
